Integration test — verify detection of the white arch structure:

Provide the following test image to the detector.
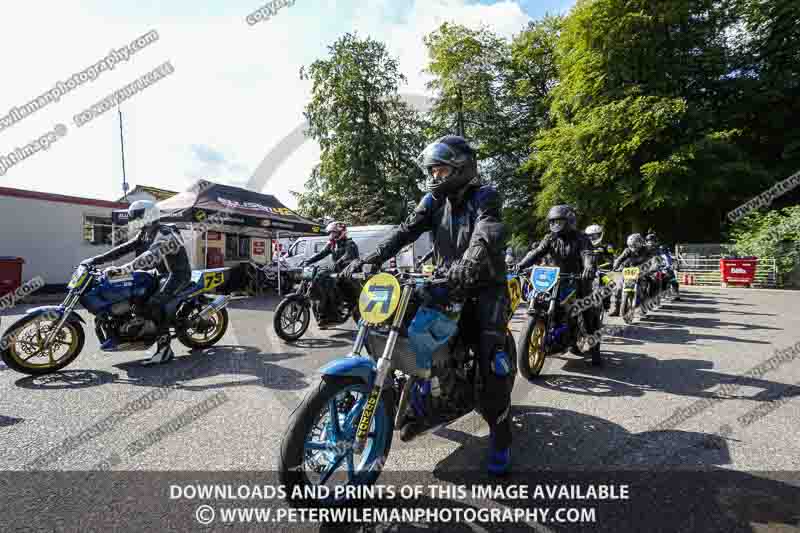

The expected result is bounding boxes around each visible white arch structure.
[246,93,435,192]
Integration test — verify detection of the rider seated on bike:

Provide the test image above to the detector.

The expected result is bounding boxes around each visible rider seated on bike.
[340,135,514,476]
[299,221,359,328]
[645,232,680,301]
[80,200,192,365]
[514,205,603,366]
[585,224,616,310]
[610,233,652,316]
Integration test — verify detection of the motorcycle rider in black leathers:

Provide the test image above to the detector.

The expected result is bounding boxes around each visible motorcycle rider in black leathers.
[81,200,192,365]
[585,224,616,311]
[515,205,603,366]
[340,135,514,475]
[610,233,654,316]
[299,221,359,328]
[645,232,680,301]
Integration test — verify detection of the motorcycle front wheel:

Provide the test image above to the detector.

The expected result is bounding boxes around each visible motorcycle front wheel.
[517,317,547,380]
[1,314,84,375]
[621,291,636,324]
[279,376,396,508]
[273,296,311,342]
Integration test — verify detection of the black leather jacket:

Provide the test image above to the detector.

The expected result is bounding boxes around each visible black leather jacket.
[307,238,359,273]
[365,180,507,286]
[591,242,617,269]
[89,224,192,279]
[612,247,654,271]
[517,230,594,274]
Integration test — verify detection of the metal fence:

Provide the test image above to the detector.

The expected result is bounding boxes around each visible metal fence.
[673,249,781,288]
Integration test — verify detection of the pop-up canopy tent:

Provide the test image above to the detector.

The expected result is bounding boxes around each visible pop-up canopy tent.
[112,179,325,293]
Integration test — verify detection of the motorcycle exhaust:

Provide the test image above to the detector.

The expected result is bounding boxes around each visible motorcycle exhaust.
[198,295,232,320]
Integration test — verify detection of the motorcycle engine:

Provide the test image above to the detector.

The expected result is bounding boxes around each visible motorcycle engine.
[119,316,157,338]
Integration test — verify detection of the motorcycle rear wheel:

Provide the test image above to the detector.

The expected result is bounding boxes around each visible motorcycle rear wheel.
[177,308,229,350]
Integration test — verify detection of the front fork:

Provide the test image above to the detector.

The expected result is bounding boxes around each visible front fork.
[352,284,413,454]
[41,292,80,356]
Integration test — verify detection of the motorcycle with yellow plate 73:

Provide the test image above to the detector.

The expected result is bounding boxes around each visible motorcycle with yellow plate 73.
[278,268,517,506]
[516,266,590,381]
[0,263,232,375]
[620,266,642,324]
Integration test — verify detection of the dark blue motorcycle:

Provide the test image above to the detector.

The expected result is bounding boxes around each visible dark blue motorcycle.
[0,263,233,375]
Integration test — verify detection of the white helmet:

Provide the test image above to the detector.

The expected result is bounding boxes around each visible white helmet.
[585,224,603,246]
[325,220,347,241]
[127,200,160,232]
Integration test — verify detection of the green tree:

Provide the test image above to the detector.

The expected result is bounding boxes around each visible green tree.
[728,206,800,274]
[293,33,428,225]
[525,0,782,246]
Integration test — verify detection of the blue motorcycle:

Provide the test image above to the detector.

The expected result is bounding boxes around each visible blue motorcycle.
[278,268,517,504]
[0,263,233,375]
[516,266,589,380]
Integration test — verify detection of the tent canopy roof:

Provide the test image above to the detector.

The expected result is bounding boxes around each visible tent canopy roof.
[112,179,324,238]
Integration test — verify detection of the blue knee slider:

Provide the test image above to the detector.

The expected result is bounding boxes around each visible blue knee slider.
[492,350,511,377]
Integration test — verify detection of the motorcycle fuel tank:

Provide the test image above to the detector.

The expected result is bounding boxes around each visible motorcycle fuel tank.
[81,271,157,314]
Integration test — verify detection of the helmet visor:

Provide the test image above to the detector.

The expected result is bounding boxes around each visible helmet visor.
[416,142,462,176]
[128,208,147,222]
[549,219,567,233]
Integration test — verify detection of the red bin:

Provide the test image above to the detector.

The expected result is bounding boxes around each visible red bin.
[719,258,758,287]
[0,257,25,298]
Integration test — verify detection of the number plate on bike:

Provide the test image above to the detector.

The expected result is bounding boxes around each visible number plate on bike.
[358,273,401,325]
[532,266,560,293]
[622,267,640,281]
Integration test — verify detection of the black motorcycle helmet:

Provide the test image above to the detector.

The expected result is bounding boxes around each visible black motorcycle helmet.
[547,204,576,235]
[416,135,478,196]
[646,233,658,248]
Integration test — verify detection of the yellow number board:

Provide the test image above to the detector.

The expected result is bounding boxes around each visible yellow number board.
[622,267,640,281]
[203,271,225,291]
[358,273,401,325]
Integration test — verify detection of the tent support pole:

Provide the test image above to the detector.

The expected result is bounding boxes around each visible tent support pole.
[205,229,209,269]
[277,230,281,295]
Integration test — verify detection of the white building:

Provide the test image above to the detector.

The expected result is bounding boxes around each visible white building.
[0,186,130,288]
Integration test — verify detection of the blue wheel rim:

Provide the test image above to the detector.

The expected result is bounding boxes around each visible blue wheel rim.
[301,382,390,498]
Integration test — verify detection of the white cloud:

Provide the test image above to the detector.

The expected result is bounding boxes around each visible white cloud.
[0,1,531,208]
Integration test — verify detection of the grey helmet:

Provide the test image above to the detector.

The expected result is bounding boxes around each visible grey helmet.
[585,224,603,246]
[547,204,576,235]
[416,135,478,196]
[627,233,645,251]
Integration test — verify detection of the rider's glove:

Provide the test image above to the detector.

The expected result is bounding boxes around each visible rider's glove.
[448,258,481,288]
[80,258,97,267]
[581,266,595,281]
[341,258,365,279]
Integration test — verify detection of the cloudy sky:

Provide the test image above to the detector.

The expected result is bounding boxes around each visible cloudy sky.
[0,0,573,208]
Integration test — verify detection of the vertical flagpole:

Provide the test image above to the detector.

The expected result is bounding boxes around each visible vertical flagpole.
[118,107,128,202]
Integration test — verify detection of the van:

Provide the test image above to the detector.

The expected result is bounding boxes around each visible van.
[281,225,433,271]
